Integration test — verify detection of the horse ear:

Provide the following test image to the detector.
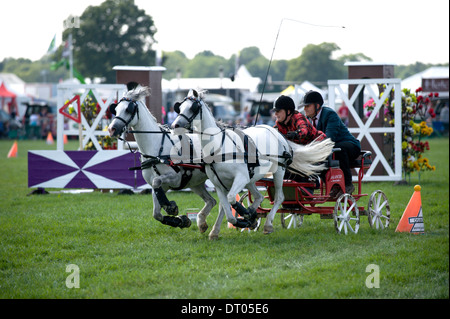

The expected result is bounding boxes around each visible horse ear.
[174,102,181,114]
[109,103,117,115]
[127,82,139,91]
[192,89,198,98]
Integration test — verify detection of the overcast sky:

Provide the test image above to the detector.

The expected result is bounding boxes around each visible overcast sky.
[1,0,449,65]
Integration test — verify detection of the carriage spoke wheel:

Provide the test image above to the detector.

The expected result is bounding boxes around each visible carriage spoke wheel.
[333,193,360,234]
[367,190,390,230]
[237,193,262,232]
[280,213,303,229]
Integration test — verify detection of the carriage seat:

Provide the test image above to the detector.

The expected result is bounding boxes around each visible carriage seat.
[349,151,372,168]
[324,148,341,168]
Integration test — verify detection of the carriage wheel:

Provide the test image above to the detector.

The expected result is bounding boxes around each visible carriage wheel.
[238,192,262,232]
[280,213,303,229]
[367,190,390,230]
[333,193,360,234]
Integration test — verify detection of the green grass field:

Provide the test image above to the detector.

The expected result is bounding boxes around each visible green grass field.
[0,138,448,299]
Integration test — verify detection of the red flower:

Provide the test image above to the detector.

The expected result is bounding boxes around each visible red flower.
[417,95,423,102]
[435,92,439,97]
[428,93,434,97]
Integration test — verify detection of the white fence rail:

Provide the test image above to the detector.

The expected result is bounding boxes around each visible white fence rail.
[56,83,126,151]
[328,78,402,181]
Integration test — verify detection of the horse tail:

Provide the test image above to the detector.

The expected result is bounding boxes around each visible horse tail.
[287,138,334,176]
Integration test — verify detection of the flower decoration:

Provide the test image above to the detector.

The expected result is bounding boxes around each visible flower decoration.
[383,87,438,178]
[81,95,117,150]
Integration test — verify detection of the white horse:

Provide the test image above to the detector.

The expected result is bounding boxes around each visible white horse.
[172,89,334,239]
[108,84,216,232]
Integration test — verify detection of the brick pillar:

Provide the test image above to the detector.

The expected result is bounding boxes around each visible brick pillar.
[113,65,166,121]
[345,62,395,176]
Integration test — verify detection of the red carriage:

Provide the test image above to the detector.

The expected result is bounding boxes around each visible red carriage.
[237,150,391,234]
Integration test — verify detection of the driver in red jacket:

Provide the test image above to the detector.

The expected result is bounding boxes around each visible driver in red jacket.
[273,95,326,192]
[273,95,326,144]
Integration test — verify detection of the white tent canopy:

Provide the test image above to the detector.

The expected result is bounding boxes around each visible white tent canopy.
[163,65,261,93]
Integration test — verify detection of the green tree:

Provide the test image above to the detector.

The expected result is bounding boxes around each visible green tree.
[1,57,68,83]
[63,0,157,83]
[161,51,189,80]
[185,51,231,78]
[239,47,264,66]
[236,47,287,81]
[285,42,344,84]
[335,52,372,79]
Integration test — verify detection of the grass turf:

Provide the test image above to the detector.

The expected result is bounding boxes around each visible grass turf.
[0,138,448,299]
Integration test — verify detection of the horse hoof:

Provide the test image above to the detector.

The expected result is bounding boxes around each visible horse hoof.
[263,225,274,234]
[208,233,219,240]
[198,222,208,233]
[249,218,259,230]
[166,201,179,216]
[178,215,191,228]
[247,206,257,220]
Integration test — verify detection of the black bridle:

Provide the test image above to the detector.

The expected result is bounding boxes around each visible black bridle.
[109,97,139,130]
[173,96,202,128]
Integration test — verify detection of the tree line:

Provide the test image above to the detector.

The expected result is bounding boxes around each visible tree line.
[1,0,447,87]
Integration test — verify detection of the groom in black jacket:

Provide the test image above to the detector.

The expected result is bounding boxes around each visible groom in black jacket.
[300,90,361,196]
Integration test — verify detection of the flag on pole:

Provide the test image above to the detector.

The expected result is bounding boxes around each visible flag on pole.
[47,34,56,54]
[62,40,70,58]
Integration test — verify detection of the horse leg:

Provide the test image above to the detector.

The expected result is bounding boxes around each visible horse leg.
[209,195,227,240]
[227,177,257,225]
[190,184,216,233]
[263,168,285,234]
[152,175,179,215]
[152,190,191,228]
[209,185,246,239]
[246,182,264,212]
[152,191,164,222]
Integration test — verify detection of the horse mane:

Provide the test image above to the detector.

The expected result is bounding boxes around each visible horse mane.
[188,88,236,130]
[215,120,235,130]
[125,85,151,101]
[122,84,159,124]
[189,88,208,100]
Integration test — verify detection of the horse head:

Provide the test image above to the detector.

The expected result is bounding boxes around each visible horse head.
[108,84,151,137]
[171,89,206,131]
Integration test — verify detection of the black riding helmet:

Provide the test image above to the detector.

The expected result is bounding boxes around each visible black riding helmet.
[273,95,296,117]
[299,90,324,117]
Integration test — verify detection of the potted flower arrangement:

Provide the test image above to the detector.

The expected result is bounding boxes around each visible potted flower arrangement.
[79,94,117,150]
[383,87,438,183]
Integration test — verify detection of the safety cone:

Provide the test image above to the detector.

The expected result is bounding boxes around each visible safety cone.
[63,134,68,144]
[46,132,54,145]
[228,194,241,229]
[395,185,424,234]
[7,140,18,158]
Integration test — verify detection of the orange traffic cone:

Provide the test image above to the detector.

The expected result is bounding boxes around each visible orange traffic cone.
[7,140,18,158]
[228,194,241,229]
[63,134,68,144]
[395,185,424,234]
[46,131,54,145]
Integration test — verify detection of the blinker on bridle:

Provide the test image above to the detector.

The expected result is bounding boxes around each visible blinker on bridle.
[173,96,202,126]
[109,97,139,132]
